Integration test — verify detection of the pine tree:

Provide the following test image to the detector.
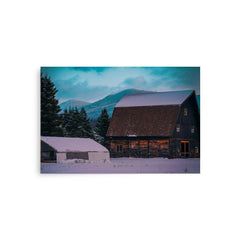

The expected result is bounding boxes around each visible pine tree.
[95,108,110,147]
[61,108,70,136]
[41,74,63,136]
[72,107,84,137]
[79,107,94,138]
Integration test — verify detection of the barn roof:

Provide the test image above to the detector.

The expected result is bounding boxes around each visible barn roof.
[107,90,195,137]
[41,137,109,152]
[115,90,193,108]
[107,105,180,137]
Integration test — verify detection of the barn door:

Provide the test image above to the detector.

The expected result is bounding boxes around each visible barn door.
[181,141,190,158]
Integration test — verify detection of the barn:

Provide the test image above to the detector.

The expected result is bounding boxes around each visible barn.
[107,90,200,158]
[41,136,110,163]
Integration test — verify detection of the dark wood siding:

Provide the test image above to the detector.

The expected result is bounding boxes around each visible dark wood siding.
[172,94,200,158]
[110,139,129,157]
[110,138,169,158]
[41,141,57,162]
[173,94,200,139]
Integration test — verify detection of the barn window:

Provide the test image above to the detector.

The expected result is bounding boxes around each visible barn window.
[184,108,188,116]
[195,147,199,153]
[181,141,190,157]
[176,124,180,132]
[159,140,169,150]
[117,145,123,152]
[130,140,138,149]
[191,126,195,133]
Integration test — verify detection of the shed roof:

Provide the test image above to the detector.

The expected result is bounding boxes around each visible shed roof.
[115,90,193,108]
[41,137,109,152]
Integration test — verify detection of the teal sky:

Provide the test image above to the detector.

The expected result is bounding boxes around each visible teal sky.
[41,67,200,103]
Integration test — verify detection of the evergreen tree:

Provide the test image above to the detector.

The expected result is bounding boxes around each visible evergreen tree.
[61,108,70,136]
[41,74,63,136]
[72,107,85,137]
[95,108,110,147]
[79,107,94,138]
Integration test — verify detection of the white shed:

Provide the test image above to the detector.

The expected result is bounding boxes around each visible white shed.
[41,136,110,163]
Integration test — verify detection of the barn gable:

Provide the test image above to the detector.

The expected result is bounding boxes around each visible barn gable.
[173,92,200,139]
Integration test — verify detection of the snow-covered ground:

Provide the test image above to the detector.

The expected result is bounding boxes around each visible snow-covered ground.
[41,158,200,174]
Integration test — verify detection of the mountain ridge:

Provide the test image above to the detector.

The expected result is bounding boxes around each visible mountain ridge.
[60,99,90,111]
[60,89,200,119]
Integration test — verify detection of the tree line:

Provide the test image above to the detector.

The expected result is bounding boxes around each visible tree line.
[41,74,110,148]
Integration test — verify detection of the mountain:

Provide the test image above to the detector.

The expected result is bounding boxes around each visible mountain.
[60,99,90,111]
[82,89,153,120]
[60,89,200,120]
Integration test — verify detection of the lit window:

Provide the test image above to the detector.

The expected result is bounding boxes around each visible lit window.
[191,126,195,133]
[130,140,138,149]
[176,124,180,132]
[184,108,188,116]
[195,147,199,153]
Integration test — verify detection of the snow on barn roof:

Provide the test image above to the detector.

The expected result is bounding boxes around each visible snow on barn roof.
[115,90,194,108]
[41,136,109,153]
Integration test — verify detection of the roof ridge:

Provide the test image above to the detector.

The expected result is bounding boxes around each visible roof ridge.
[115,90,194,108]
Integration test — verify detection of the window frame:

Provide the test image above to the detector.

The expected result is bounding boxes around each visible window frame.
[117,144,123,153]
[195,147,199,153]
[191,126,195,133]
[184,108,188,116]
[176,124,180,133]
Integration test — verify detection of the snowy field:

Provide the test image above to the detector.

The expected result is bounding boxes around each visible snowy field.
[41,158,200,174]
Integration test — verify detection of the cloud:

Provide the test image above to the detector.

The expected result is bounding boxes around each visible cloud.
[122,76,148,88]
[149,67,200,87]
[121,76,174,91]
[54,75,112,102]
[70,67,109,73]
[120,67,200,94]
[42,67,200,102]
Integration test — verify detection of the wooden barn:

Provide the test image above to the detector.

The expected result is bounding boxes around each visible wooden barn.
[107,90,200,158]
[41,136,110,163]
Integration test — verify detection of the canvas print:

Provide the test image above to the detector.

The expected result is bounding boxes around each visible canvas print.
[41,67,200,173]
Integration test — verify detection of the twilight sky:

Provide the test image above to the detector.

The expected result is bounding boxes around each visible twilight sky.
[41,67,200,103]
